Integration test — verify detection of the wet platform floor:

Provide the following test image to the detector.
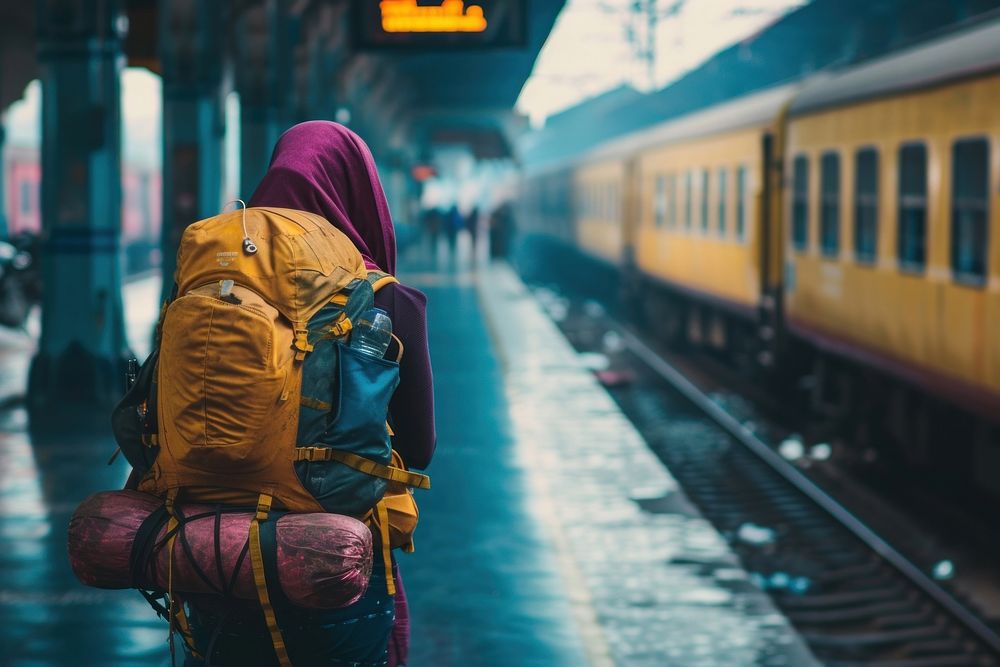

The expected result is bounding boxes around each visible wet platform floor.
[0,254,818,666]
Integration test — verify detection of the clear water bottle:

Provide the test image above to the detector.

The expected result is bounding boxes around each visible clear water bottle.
[352,307,392,358]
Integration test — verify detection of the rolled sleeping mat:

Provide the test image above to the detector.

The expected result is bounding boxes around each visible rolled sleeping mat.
[67,490,373,609]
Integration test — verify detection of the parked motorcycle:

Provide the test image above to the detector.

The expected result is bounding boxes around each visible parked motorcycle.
[0,233,41,329]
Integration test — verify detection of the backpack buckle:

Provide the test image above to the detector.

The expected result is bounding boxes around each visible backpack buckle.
[330,315,353,338]
[293,328,313,360]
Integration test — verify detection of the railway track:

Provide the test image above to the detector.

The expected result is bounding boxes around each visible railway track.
[540,288,1000,667]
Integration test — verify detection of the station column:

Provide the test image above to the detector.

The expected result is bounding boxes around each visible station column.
[159,0,226,296]
[238,103,282,197]
[235,0,296,195]
[0,120,7,239]
[32,0,128,411]
[299,5,347,123]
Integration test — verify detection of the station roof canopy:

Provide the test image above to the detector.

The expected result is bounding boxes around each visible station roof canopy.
[2,0,567,156]
[379,1,566,110]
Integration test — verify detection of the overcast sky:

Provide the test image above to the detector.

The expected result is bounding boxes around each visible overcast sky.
[516,0,807,125]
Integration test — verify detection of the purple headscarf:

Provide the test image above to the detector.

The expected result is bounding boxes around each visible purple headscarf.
[249,121,397,274]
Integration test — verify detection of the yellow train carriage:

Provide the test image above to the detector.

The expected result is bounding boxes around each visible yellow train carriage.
[783,19,1000,416]
[623,86,795,316]
[573,159,628,266]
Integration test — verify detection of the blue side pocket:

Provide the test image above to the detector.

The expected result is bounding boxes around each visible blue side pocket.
[296,343,400,515]
[297,337,337,445]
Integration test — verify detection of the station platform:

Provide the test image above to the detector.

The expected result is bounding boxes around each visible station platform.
[0,251,818,666]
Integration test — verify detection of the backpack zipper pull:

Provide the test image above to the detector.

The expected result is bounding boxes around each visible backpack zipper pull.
[218,280,241,305]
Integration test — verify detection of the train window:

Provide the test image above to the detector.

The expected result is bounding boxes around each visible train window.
[718,168,728,236]
[685,171,693,229]
[736,165,747,242]
[701,170,710,233]
[820,152,840,257]
[655,175,666,227]
[951,138,990,285]
[898,144,927,272]
[668,173,677,228]
[792,156,809,251]
[854,148,878,264]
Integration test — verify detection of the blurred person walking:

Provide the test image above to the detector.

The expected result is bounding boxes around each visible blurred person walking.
[489,202,515,259]
[464,205,480,261]
[420,207,444,263]
[444,204,462,263]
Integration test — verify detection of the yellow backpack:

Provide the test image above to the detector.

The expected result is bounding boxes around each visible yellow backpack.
[123,206,428,666]
[141,206,364,510]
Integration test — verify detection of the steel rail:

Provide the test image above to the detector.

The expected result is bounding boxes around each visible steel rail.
[619,326,1000,657]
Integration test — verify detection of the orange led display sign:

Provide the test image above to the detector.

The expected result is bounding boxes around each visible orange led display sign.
[354,0,527,50]
[380,1,488,33]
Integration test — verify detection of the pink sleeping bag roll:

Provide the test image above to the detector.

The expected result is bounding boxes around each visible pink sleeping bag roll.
[68,490,373,609]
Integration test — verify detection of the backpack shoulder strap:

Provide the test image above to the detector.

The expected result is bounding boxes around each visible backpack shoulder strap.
[366,271,399,293]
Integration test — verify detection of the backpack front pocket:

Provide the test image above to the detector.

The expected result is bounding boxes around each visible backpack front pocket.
[159,292,295,473]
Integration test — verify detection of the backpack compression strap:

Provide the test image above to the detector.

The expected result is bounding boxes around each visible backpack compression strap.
[374,499,394,595]
[248,493,293,667]
[163,489,201,661]
[292,448,430,489]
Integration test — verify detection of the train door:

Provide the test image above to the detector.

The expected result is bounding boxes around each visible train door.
[758,105,791,369]
[758,131,780,367]
[623,158,641,269]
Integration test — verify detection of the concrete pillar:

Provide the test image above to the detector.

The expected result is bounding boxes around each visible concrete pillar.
[0,120,7,239]
[299,6,344,122]
[159,0,225,295]
[31,0,128,410]
[303,36,330,120]
[238,103,283,197]
[235,0,298,196]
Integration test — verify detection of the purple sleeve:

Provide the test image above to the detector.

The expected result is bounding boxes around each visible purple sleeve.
[375,283,436,470]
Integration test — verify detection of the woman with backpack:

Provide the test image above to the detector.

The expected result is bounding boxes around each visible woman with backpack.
[183,121,437,667]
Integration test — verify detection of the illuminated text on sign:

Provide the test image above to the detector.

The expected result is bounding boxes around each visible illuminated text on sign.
[379,0,488,33]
